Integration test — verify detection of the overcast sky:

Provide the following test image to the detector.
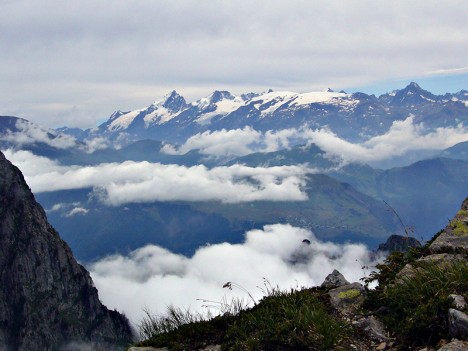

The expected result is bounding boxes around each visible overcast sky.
[1,0,467,129]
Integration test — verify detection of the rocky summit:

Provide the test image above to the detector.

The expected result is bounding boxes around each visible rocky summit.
[0,151,133,350]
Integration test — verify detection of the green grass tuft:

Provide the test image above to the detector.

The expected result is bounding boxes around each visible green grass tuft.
[224,288,349,350]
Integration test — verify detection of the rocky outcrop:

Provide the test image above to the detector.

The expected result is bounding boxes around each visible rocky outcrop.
[0,151,133,350]
[430,198,468,252]
[377,234,421,253]
[321,269,349,289]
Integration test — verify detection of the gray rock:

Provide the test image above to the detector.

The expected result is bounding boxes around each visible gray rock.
[127,348,168,351]
[321,269,350,289]
[329,282,366,315]
[449,309,468,340]
[378,234,421,253]
[0,151,133,350]
[450,295,467,310]
[354,316,389,342]
[395,254,465,284]
[437,339,468,351]
[430,198,468,252]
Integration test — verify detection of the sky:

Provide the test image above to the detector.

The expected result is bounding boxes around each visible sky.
[1,0,467,129]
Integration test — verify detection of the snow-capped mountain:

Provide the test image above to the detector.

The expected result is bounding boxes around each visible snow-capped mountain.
[77,82,466,145]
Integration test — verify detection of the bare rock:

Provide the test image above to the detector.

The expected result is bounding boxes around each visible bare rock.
[437,339,468,351]
[430,198,468,252]
[0,151,133,350]
[450,295,467,310]
[127,348,168,351]
[449,309,468,340]
[321,269,350,289]
[378,234,421,253]
[329,282,366,315]
[376,342,387,350]
[354,316,390,342]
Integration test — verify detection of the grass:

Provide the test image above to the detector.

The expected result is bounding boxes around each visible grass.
[365,245,468,348]
[223,288,349,350]
[381,260,467,345]
[135,284,349,351]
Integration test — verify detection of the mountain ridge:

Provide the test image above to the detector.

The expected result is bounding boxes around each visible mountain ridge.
[0,150,133,350]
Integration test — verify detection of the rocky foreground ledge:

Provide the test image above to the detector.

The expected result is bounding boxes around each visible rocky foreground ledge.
[129,198,468,351]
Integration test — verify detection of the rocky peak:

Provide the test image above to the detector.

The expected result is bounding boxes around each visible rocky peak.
[377,234,421,253]
[391,82,439,105]
[210,90,234,103]
[0,151,133,350]
[162,90,187,112]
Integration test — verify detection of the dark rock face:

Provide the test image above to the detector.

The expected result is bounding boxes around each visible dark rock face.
[377,234,421,253]
[0,151,133,350]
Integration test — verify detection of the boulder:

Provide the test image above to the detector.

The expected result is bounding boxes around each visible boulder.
[449,309,468,340]
[354,316,389,342]
[321,269,350,289]
[437,339,468,351]
[450,295,467,310]
[329,282,366,315]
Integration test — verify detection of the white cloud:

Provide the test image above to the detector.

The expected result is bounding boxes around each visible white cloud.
[89,224,382,326]
[303,116,468,163]
[162,127,262,157]
[0,119,77,149]
[65,207,89,217]
[162,117,468,162]
[0,119,110,153]
[163,127,300,157]
[3,149,310,204]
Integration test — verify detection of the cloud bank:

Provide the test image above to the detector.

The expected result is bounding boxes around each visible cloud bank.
[0,119,109,153]
[89,224,382,325]
[3,149,310,205]
[163,117,468,162]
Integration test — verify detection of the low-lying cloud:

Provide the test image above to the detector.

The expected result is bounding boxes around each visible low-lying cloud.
[3,149,310,205]
[305,117,468,163]
[0,118,109,153]
[163,117,468,163]
[89,223,382,326]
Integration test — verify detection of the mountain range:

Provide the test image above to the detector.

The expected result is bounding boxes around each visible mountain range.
[54,82,468,145]
[0,82,467,263]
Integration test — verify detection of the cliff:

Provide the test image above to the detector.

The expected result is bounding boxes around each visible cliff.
[0,151,133,350]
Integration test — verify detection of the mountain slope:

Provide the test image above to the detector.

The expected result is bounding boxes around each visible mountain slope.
[0,151,133,350]
[36,173,398,261]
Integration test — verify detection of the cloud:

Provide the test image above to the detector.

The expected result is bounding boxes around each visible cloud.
[0,118,110,153]
[65,207,89,217]
[426,66,468,76]
[89,223,382,326]
[1,119,77,149]
[163,127,301,157]
[303,116,468,163]
[3,149,310,204]
[1,1,466,128]
[162,117,468,162]
[162,127,262,157]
